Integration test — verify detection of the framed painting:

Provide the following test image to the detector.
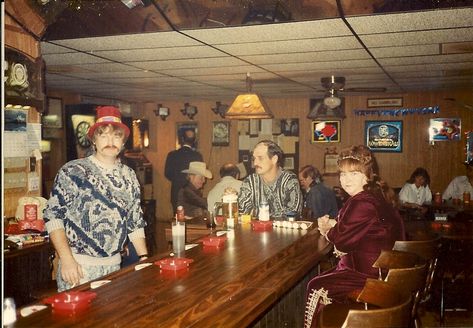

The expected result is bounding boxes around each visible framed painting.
[176,122,198,150]
[311,120,341,143]
[212,121,230,146]
[429,118,461,142]
[365,120,402,152]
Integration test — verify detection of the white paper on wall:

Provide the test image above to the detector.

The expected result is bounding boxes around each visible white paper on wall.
[4,131,28,157]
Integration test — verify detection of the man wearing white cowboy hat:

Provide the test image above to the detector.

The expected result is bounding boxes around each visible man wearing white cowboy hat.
[178,161,213,218]
[44,106,148,292]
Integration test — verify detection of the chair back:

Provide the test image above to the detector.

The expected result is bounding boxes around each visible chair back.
[385,264,428,327]
[385,264,427,298]
[356,278,403,309]
[341,296,412,328]
[393,238,440,299]
[373,249,421,279]
[392,239,439,261]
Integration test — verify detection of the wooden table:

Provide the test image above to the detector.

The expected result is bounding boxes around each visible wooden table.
[14,223,331,327]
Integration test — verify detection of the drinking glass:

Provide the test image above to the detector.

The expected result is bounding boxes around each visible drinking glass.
[172,221,185,257]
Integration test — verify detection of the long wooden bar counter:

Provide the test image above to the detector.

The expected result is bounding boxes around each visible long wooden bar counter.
[14,223,331,327]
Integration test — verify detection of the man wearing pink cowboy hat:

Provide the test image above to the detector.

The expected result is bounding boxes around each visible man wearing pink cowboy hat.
[44,106,148,292]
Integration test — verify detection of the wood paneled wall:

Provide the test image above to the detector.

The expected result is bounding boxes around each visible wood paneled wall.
[136,89,472,219]
[48,89,472,220]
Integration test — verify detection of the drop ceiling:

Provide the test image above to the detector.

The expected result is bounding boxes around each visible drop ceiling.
[38,2,473,103]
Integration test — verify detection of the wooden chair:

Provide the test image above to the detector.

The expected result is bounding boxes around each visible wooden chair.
[393,238,441,302]
[341,295,412,328]
[320,279,410,328]
[385,264,428,328]
[372,249,421,280]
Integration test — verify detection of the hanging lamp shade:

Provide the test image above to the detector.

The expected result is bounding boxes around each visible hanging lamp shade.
[225,73,273,119]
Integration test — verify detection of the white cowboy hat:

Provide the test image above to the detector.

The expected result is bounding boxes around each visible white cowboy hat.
[182,161,212,179]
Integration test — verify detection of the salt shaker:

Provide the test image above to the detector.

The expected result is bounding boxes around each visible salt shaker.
[3,297,17,326]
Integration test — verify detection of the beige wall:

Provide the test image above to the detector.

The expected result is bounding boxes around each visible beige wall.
[50,89,472,220]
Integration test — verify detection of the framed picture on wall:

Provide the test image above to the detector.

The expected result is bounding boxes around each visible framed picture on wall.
[365,120,402,152]
[311,120,341,143]
[176,122,198,150]
[42,97,63,128]
[212,121,230,146]
[428,118,461,142]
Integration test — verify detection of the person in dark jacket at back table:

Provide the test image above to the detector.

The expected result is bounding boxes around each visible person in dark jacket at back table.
[299,165,338,221]
[164,128,203,212]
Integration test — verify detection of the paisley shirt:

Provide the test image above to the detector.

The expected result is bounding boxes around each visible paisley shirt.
[238,170,303,218]
[44,156,145,257]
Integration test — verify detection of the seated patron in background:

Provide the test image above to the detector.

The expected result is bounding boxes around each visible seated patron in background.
[304,145,405,328]
[178,161,212,218]
[44,106,148,292]
[207,163,242,212]
[238,140,303,219]
[399,167,432,216]
[299,165,338,220]
[442,160,473,201]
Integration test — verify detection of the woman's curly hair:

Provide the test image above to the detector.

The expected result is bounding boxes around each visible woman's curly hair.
[337,145,397,206]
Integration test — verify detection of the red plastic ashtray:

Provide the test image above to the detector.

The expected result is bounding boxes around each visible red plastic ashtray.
[201,236,227,247]
[155,257,194,271]
[43,291,96,312]
[251,220,273,231]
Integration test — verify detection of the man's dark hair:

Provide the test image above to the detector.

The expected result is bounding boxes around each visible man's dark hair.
[220,163,240,179]
[181,128,196,146]
[256,140,285,167]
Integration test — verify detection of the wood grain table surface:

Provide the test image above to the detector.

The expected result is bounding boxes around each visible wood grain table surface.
[13,223,331,328]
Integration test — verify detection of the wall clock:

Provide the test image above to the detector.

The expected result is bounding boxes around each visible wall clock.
[212,121,230,146]
[76,121,91,148]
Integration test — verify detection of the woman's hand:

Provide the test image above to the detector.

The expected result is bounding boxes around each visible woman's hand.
[317,215,332,236]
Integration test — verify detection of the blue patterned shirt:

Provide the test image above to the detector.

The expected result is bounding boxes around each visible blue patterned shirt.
[44,156,145,257]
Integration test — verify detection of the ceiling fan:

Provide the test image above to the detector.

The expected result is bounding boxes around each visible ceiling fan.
[320,75,387,109]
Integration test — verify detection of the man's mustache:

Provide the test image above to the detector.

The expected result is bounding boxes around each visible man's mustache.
[102,146,119,150]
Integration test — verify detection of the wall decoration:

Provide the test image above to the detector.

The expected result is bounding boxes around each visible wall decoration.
[238,118,299,174]
[42,98,63,128]
[311,120,340,143]
[367,98,403,108]
[324,147,339,175]
[176,122,198,150]
[429,118,461,142]
[212,121,230,146]
[466,131,473,163]
[283,156,295,170]
[308,97,345,119]
[365,120,402,152]
[354,105,439,116]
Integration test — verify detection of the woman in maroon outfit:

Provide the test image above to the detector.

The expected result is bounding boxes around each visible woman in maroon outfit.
[304,145,405,328]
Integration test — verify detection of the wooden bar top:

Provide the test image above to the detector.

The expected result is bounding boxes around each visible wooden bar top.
[14,223,331,327]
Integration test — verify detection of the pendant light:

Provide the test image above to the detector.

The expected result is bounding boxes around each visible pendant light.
[225,73,273,119]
